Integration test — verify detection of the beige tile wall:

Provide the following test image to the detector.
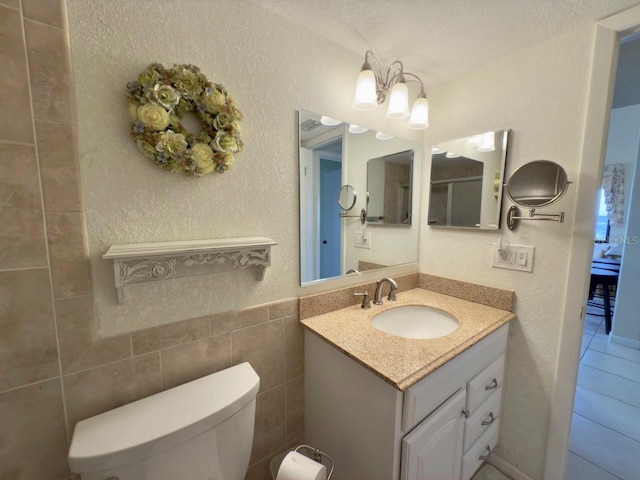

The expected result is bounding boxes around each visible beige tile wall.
[0,2,303,479]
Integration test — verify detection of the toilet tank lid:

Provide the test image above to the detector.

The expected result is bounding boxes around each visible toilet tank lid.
[68,362,260,473]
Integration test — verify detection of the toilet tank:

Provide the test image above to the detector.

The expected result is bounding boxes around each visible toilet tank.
[69,362,260,480]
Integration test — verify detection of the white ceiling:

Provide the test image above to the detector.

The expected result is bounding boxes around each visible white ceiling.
[256,0,640,89]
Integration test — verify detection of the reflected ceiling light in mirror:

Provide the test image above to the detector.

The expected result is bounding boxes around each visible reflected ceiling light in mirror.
[466,134,484,146]
[320,115,342,126]
[351,50,429,130]
[477,131,496,152]
[431,147,445,154]
[376,132,394,140]
[445,151,460,158]
[348,124,368,134]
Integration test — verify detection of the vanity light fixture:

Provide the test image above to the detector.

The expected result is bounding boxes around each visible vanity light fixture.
[431,147,445,154]
[320,115,342,126]
[349,124,369,134]
[445,151,460,158]
[376,132,394,141]
[352,50,429,130]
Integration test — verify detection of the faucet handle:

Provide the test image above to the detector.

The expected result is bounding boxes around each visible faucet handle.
[353,291,371,309]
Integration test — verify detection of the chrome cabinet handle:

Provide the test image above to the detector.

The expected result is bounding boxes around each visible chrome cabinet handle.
[481,412,495,426]
[478,445,492,461]
[484,378,498,390]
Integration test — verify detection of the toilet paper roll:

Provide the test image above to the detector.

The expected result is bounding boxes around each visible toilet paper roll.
[276,451,327,480]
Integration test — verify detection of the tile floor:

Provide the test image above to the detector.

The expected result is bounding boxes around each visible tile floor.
[566,302,640,480]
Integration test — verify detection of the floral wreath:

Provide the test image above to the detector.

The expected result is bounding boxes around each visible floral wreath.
[126,63,243,177]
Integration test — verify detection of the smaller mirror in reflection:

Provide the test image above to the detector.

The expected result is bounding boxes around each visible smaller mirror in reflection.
[338,184,357,211]
[428,130,509,229]
[367,150,413,225]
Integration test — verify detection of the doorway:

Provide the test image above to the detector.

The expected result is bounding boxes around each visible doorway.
[566,34,640,480]
[319,157,342,278]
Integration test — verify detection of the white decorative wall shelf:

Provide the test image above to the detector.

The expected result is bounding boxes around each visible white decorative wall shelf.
[103,237,277,303]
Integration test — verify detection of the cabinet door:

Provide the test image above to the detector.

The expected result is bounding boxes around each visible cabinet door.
[401,389,466,480]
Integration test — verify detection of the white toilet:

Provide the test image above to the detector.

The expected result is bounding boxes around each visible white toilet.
[68,362,260,480]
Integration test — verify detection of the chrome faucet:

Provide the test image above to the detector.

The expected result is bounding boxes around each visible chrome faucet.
[373,278,398,305]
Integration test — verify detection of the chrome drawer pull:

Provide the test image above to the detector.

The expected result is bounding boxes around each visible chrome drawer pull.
[481,412,495,426]
[484,378,498,390]
[478,445,491,461]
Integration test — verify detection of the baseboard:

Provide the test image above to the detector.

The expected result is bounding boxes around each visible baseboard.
[486,453,535,480]
[609,334,640,349]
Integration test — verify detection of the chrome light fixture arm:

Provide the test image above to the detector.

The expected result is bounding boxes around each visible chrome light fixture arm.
[362,50,405,104]
[401,72,427,98]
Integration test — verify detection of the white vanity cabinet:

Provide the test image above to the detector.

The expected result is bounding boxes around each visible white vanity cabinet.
[305,323,508,480]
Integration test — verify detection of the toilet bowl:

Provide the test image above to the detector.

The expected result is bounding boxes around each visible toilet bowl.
[68,362,260,480]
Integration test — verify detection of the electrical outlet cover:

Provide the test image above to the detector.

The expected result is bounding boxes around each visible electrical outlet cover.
[492,244,534,272]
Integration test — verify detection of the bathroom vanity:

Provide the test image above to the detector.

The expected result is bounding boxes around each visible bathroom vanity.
[302,288,513,480]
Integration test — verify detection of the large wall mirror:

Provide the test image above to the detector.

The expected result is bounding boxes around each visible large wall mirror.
[428,130,509,229]
[299,110,422,285]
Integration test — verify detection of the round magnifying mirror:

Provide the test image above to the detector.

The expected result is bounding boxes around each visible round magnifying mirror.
[338,185,357,211]
[506,160,570,208]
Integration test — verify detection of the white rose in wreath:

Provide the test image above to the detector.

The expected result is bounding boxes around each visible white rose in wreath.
[137,103,170,131]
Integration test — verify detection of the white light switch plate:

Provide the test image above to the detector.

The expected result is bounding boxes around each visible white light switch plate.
[492,244,534,272]
[354,231,371,249]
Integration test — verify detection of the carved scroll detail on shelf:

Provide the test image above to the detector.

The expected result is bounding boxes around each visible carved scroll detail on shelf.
[103,237,276,303]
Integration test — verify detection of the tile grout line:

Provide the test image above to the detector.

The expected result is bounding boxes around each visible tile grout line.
[0,374,61,396]
[581,354,640,384]
[586,344,640,366]
[158,349,164,391]
[575,382,640,411]
[573,411,640,444]
[283,319,289,446]
[0,265,50,274]
[0,138,35,147]
[22,15,65,31]
[19,0,71,448]
[18,0,51,267]
[567,450,624,480]
[579,363,640,386]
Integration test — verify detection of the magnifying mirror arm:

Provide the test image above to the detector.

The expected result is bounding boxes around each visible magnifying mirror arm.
[339,208,367,224]
[507,206,565,230]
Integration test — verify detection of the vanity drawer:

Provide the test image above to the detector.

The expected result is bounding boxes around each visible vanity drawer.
[463,389,501,451]
[460,419,500,480]
[465,355,505,415]
[402,325,508,432]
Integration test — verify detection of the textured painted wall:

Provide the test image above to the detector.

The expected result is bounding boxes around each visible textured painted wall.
[420,26,594,478]
[66,0,421,337]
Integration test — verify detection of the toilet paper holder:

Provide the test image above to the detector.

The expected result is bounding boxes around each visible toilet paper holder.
[294,444,335,480]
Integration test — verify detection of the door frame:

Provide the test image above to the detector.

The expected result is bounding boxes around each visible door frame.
[544,5,640,478]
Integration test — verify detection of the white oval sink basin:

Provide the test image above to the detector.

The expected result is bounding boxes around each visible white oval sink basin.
[371,305,459,339]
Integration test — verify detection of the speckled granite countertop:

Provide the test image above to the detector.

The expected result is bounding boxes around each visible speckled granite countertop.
[301,288,515,391]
